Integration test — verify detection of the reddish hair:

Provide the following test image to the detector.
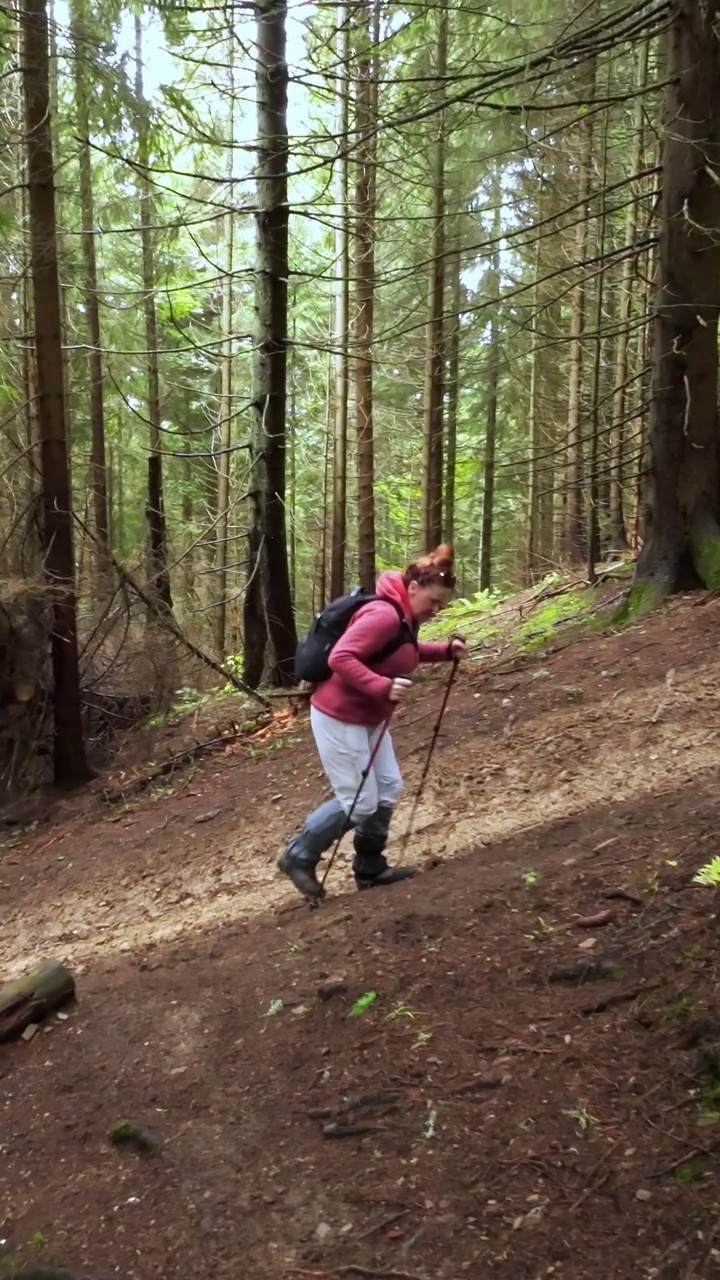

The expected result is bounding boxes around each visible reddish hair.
[403,543,456,589]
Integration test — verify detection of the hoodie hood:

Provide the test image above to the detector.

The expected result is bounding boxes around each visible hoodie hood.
[376,570,412,620]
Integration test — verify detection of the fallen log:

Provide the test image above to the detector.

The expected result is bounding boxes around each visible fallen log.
[13,1267,134,1280]
[0,959,75,1043]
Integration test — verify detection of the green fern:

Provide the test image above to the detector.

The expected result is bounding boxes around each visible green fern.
[693,857,720,886]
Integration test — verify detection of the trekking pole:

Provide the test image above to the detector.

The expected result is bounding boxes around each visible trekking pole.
[319,708,395,893]
[397,657,459,862]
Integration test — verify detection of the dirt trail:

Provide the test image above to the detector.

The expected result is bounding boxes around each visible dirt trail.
[3,599,720,1279]
[2,604,718,976]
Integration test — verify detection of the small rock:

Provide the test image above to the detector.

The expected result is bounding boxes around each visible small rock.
[109,1120,160,1155]
[56,1010,70,1021]
[271,794,283,803]
[315,1222,332,1241]
[575,909,616,929]
[578,937,598,951]
[21,1023,39,1042]
[317,980,348,1002]
[548,958,624,985]
[635,1188,652,1202]
[195,809,220,824]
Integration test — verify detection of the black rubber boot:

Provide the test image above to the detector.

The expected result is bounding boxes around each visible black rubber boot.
[355,864,419,890]
[352,803,418,890]
[278,799,350,900]
[277,849,325,900]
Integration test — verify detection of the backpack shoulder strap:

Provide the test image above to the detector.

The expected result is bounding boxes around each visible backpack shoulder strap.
[368,600,417,665]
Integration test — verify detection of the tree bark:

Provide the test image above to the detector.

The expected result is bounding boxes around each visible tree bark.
[444,244,461,547]
[526,205,545,584]
[478,184,501,591]
[213,28,235,659]
[587,99,610,582]
[21,0,92,787]
[353,0,378,592]
[135,14,172,618]
[563,57,596,565]
[421,0,448,550]
[243,0,297,686]
[330,1,350,601]
[635,0,720,595]
[609,40,649,553]
[68,0,111,585]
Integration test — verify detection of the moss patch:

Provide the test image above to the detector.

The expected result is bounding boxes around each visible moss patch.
[694,534,720,590]
[613,579,661,624]
[517,590,590,649]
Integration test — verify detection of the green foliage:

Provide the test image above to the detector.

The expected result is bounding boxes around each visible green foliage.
[693,857,720,886]
[143,686,203,728]
[518,591,589,649]
[423,586,503,648]
[348,990,378,1017]
[673,1160,708,1185]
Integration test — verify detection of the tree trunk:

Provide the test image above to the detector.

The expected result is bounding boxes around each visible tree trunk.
[21,0,92,787]
[635,0,720,595]
[631,238,656,549]
[317,349,332,610]
[135,14,172,617]
[181,455,195,605]
[213,31,235,659]
[444,244,461,547]
[353,0,378,592]
[288,308,297,607]
[421,0,448,550]
[526,207,545,583]
[478,313,499,591]
[478,189,501,592]
[610,40,649,552]
[586,101,610,583]
[563,57,596,565]
[243,0,297,687]
[330,1,350,602]
[68,0,110,585]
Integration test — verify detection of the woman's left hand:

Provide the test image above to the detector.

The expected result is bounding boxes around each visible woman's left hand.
[449,638,468,660]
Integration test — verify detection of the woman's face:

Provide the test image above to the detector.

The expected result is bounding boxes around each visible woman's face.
[407,580,454,623]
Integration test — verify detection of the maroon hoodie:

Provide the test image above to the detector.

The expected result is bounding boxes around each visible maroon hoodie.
[310,570,451,728]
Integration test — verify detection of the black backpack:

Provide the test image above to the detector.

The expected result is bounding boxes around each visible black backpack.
[294,587,416,684]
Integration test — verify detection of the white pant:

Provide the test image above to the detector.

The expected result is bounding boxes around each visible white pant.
[310,706,403,822]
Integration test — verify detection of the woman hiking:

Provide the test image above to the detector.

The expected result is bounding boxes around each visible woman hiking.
[278,544,467,900]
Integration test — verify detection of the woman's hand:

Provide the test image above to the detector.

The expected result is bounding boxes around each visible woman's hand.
[388,677,413,702]
[449,638,468,660]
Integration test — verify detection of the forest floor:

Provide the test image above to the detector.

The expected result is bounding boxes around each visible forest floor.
[4,585,720,1279]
